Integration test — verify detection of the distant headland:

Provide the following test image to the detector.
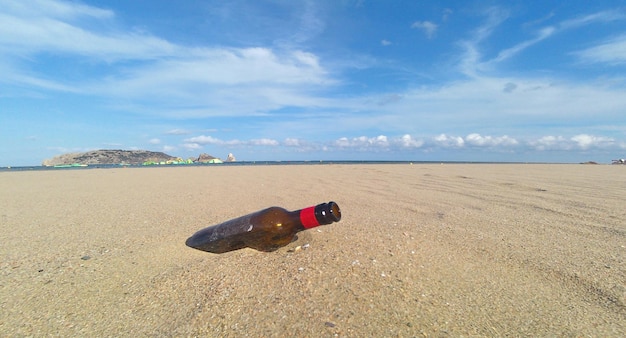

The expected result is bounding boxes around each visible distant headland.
[42,149,235,166]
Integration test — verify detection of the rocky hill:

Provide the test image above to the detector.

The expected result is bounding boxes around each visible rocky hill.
[196,153,220,163]
[42,150,177,166]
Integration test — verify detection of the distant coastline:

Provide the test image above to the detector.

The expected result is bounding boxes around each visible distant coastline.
[0,160,601,172]
[40,149,230,167]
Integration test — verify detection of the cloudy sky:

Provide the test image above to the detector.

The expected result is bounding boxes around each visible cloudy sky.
[2,0,626,165]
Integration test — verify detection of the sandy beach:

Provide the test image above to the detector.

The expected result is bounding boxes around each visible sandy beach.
[1,164,624,336]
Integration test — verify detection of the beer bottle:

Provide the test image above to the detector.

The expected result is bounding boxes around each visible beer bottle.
[185,201,341,254]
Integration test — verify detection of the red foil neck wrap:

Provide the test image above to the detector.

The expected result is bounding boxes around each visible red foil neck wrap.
[300,206,320,229]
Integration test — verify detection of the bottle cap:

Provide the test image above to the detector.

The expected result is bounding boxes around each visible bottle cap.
[314,201,341,225]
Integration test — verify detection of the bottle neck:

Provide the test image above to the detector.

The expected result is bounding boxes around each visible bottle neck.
[299,202,341,229]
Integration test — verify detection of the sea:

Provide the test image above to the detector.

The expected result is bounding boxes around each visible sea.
[0,160,525,172]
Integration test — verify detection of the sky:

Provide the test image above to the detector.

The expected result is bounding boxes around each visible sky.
[2,0,626,166]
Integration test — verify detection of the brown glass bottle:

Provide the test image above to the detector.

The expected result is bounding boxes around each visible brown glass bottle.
[185,202,341,254]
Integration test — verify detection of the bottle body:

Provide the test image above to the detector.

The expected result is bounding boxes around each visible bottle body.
[185,202,341,254]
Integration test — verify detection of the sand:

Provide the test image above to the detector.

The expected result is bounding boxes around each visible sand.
[1,164,624,336]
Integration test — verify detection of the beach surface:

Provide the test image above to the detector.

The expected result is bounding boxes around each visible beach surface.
[1,164,624,336]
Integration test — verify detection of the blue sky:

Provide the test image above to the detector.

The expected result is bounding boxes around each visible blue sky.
[1,0,626,165]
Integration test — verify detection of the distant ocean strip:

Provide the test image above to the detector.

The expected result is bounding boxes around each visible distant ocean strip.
[1,160,561,172]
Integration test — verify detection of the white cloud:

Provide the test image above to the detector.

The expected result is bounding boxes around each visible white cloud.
[496,9,626,67]
[457,7,510,76]
[148,138,161,144]
[411,21,438,39]
[183,135,279,148]
[529,134,617,151]
[461,8,626,74]
[165,129,191,135]
[381,39,392,46]
[334,135,389,148]
[333,137,349,147]
[530,135,567,151]
[292,50,321,69]
[326,133,620,154]
[2,0,114,20]
[4,73,80,93]
[490,27,555,64]
[570,134,615,149]
[399,134,424,148]
[184,135,225,145]
[559,9,626,30]
[465,133,518,147]
[355,75,626,137]
[284,138,302,146]
[182,143,202,151]
[250,138,279,146]
[0,1,335,118]
[328,133,534,153]
[433,134,465,148]
[84,47,335,117]
[165,132,625,160]
[575,34,626,65]
[0,6,176,61]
